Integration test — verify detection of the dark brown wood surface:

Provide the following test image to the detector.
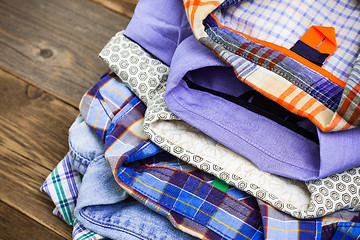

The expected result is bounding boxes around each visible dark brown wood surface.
[0,0,132,238]
[0,0,130,107]
[0,201,67,239]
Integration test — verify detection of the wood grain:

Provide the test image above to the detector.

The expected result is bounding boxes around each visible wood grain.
[0,69,76,239]
[0,201,67,240]
[0,0,130,107]
[91,0,138,18]
[0,0,136,237]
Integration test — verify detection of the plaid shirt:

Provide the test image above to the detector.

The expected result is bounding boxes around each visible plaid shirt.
[77,70,360,239]
[183,0,360,132]
[40,154,107,240]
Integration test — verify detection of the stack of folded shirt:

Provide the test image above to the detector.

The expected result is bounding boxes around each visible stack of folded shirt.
[41,0,360,239]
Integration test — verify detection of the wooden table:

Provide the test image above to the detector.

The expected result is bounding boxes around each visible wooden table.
[0,0,136,238]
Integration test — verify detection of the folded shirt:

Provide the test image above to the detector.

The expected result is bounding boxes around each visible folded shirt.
[41,154,107,240]
[121,0,360,181]
[185,0,360,132]
[79,69,360,239]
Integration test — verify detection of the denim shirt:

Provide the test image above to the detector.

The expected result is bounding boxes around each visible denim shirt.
[42,115,198,240]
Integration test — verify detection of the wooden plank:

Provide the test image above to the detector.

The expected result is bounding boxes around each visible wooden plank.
[91,0,138,18]
[0,201,67,240]
[0,0,130,107]
[0,69,76,239]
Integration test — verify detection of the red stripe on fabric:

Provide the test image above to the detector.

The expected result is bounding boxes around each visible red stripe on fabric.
[184,0,220,8]
[339,81,360,122]
[340,122,352,131]
[267,53,286,71]
[188,0,221,28]
[347,101,360,125]
[235,42,252,56]
[258,48,275,66]
[326,114,343,131]
[191,0,200,29]
[184,0,191,22]
[247,45,265,62]
[338,97,352,117]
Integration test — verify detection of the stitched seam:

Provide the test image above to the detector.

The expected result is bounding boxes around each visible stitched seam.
[69,141,105,167]
[114,140,154,171]
[79,210,151,240]
[168,90,319,173]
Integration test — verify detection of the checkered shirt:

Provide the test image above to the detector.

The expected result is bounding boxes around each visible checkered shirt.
[40,154,106,240]
[183,0,360,132]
